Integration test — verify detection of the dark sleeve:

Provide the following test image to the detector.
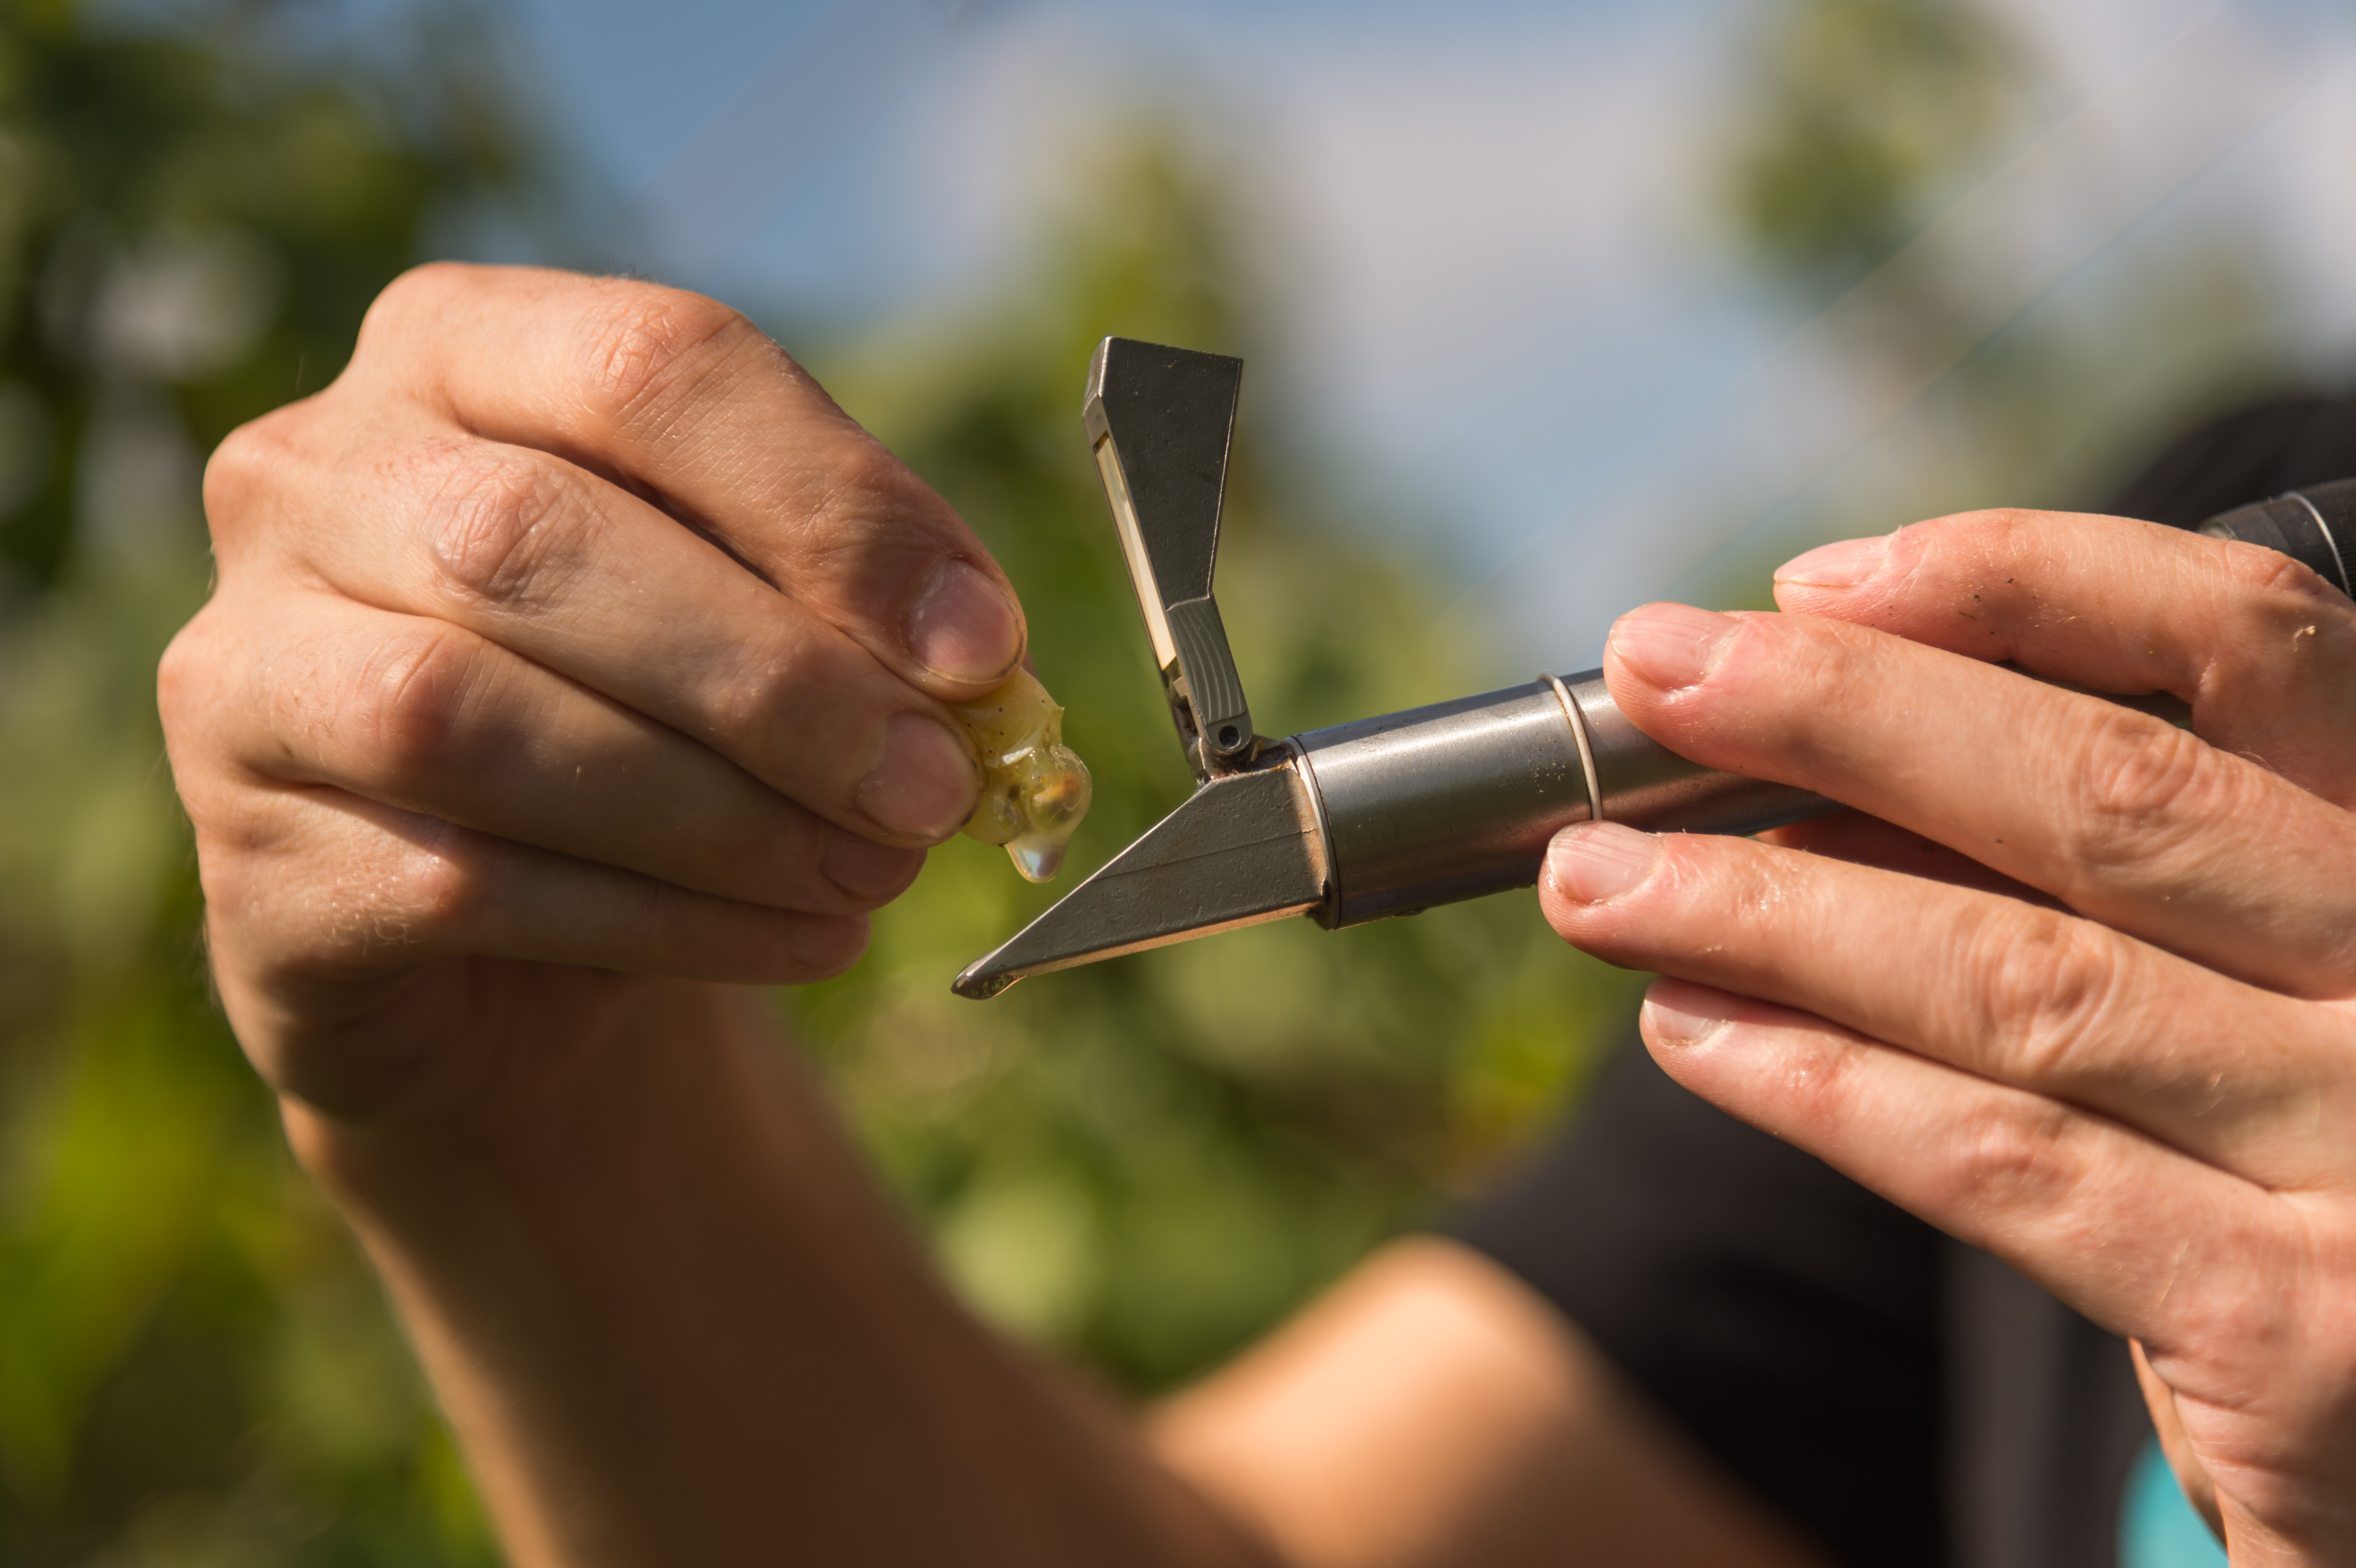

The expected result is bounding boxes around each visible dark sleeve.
[2104,389,2356,525]
[1451,1041,1945,1568]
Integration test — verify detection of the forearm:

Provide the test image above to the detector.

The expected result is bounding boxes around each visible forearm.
[1151,1238,1826,1568]
[288,981,1271,1568]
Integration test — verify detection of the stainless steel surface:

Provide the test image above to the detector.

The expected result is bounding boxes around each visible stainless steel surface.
[1568,676,1831,836]
[956,668,1836,994]
[1296,683,1595,926]
[951,758,1327,999]
[1084,338,1259,779]
[953,335,1839,999]
[1543,671,1603,819]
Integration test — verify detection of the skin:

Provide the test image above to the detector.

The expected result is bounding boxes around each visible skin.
[161,262,1815,1568]
[1543,513,2356,1563]
[162,261,2337,1565]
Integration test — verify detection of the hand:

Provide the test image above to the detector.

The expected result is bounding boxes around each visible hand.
[1539,510,2356,1566]
[159,263,1025,1132]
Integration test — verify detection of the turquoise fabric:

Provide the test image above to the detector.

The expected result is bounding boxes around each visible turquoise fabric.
[2120,1436,2228,1567]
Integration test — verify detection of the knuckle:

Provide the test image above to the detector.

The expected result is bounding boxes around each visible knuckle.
[1647,831,1728,908]
[393,833,491,939]
[708,643,789,740]
[799,439,949,592]
[2218,535,2335,608]
[417,443,596,611]
[155,617,216,740]
[2070,713,2227,868]
[187,780,307,899]
[347,627,489,793]
[1976,911,2123,1083]
[1765,1027,1873,1135]
[2209,538,2356,670]
[1735,611,1876,720]
[803,437,949,559]
[173,771,243,855]
[706,625,838,748]
[356,261,473,357]
[577,281,768,433]
[191,820,255,913]
[1933,1095,2088,1213]
[2168,1273,2284,1352]
[356,814,492,947]
[202,409,304,540]
[811,435,918,523]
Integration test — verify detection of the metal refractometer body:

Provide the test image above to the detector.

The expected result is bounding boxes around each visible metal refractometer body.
[950,338,1828,999]
[951,338,2355,999]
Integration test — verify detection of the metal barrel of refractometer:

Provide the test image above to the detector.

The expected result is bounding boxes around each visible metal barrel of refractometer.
[1291,676,1826,929]
[1283,479,2356,932]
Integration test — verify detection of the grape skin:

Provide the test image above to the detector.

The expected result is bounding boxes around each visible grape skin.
[949,668,1092,882]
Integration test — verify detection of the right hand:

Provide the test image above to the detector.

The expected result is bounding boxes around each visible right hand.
[158,263,1025,1134]
[1541,512,2356,1563]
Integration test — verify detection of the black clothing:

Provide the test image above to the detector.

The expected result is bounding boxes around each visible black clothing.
[2107,390,2356,528]
[1451,387,2356,1568]
[1453,1045,2147,1568]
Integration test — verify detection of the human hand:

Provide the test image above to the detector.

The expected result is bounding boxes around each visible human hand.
[1539,511,2356,1565]
[159,264,1024,1133]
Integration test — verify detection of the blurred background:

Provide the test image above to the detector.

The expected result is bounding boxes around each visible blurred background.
[1,0,2350,1559]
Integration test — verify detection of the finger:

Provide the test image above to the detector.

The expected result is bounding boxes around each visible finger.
[200,784,869,989]
[2132,1340,2228,1541]
[1540,822,2354,1184]
[347,263,1024,694]
[1628,978,2281,1358]
[1770,509,2356,800]
[1601,600,2356,997]
[197,588,923,913]
[218,416,983,848]
[1759,811,2056,904]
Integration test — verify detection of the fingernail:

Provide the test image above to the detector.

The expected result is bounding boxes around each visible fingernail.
[1642,979,1734,1048]
[820,827,925,901]
[855,714,978,841]
[1775,535,1888,589]
[1610,603,1738,692]
[1546,821,1661,902]
[906,558,1023,685]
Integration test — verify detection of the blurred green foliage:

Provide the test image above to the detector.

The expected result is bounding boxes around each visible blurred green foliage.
[1728,0,2021,305]
[0,4,1644,1559]
[0,0,514,589]
[0,0,2300,1560]
[792,135,1643,1387]
[0,1,514,1560]
[1701,0,2289,608]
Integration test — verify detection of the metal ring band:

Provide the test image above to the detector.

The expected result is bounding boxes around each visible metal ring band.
[2287,489,2352,598]
[1284,737,1343,921]
[1540,671,1606,825]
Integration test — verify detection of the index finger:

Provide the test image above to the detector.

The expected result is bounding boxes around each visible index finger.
[1598,604,2356,1000]
[350,263,1025,697]
[1771,509,2356,802]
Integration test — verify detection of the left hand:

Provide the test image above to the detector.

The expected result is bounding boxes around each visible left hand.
[1539,509,2356,1567]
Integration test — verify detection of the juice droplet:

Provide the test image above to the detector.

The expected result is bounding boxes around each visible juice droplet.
[948,669,1092,882]
[1008,835,1066,882]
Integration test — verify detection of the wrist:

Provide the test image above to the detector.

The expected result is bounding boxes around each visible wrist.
[278,978,782,1217]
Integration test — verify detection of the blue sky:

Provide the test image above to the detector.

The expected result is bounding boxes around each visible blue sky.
[175,0,2356,671]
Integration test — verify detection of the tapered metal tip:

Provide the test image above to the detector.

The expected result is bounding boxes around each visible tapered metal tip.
[949,965,1018,1001]
[951,760,1328,998]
